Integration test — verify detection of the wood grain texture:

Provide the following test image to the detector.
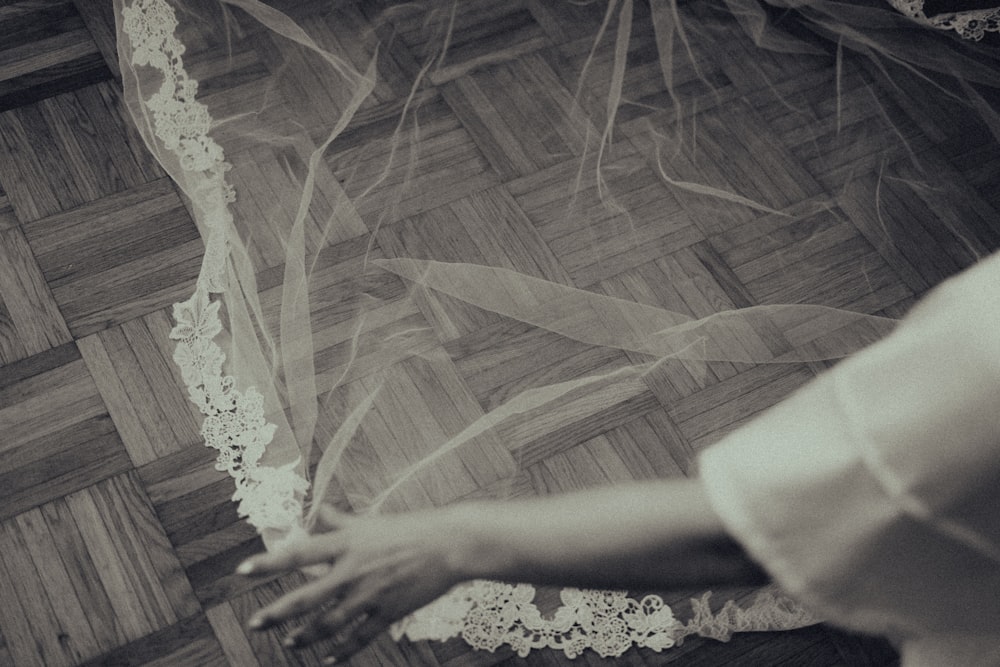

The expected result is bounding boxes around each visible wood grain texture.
[2,0,995,664]
[21,176,202,337]
[79,309,203,466]
[0,1,111,112]
[0,224,72,362]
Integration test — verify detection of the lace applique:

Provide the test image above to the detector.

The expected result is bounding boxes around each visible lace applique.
[122,0,233,175]
[169,288,309,529]
[888,0,1000,41]
[393,582,816,659]
[123,0,308,531]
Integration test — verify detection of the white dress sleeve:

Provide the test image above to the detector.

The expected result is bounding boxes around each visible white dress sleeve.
[698,251,1000,664]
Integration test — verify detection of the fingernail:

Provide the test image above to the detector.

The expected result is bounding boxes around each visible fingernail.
[322,657,337,665]
[235,560,254,575]
[282,635,298,648]
[248,614,265,630]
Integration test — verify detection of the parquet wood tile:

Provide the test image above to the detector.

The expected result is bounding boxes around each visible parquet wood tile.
[205,602,265,667]
[70,0,121,81]
[0,224,72,363]
[448,320,632,412]
[21,176,202,337]
[76,613,228,667]
[376,186,571,341]
[669,363,817,452]
[500,378,662,469]
[4,0,997,664]
[0,472,200,665]
[0,343,133,521]
[441,53,592,179]
[0,1,111,112]
[79,308,203,467]
[139,445,263,607]
[526,412,688,496]
[385,0,549,86]
[327,91,502,226]
[506,147,705,287]
[0,83,160,224]
[314,349,517,515]
[544,3,732,131]
[0,188,14,230]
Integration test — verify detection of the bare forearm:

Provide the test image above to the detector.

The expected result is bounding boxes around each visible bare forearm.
[448,478,769,591]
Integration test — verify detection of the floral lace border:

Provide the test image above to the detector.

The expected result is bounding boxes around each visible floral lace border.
[888,0,1000,41]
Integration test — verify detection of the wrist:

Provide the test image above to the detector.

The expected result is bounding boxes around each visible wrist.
[438,502,515,582]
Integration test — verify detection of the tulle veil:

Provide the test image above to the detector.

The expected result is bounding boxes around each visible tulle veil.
[112,0,1000,658]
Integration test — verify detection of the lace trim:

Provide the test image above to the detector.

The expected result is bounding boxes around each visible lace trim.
[122,0,817,656]
[122,0,309,531]
[888,0,1000,41]
[393,583,816,659]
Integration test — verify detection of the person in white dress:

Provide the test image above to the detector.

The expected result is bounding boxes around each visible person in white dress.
[236,249,1000,666]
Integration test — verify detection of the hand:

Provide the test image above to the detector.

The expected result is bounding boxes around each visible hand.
[236,507,476,663]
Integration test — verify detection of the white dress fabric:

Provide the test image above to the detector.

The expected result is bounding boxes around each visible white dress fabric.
[700,251,1000,665]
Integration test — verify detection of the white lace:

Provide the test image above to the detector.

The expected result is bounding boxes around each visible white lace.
[888,0,1000,41]
[122,0,309,531]
[121,0,817,657]
[393,583,815,658]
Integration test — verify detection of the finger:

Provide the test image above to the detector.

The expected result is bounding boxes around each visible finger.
[311,505,354,532]
[236,535,341,577]
[247,572,348,631]
[321,613,389,664]
[285,589,373,648]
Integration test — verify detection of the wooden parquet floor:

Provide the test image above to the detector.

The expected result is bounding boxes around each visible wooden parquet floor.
[2,0,998,665]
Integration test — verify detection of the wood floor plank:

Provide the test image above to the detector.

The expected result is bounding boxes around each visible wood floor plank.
[0,298,30,366]
[78,331,159,466]
[502,378,661,467]
[670,364,816,451]
[71,0,122,80]
[0,516,80,667]
[25,178,189,277]
[507,149,704,287]
[0,552,47,667]
[13,508,103,661]
[449,320,632,412]
[442,53,589,178]
[0,225,72,360]
[102,473,202,620]
[41,496,130,653]
[0,358,101,450]
[0,429,130,521]
[66,479,172,642]
[0,16,110,112]
[75,614,227,667]
[206,602,264,667]
[0,342,138,521]
[0,413,115,475]
[0,105,66,220]
[326,92,501,226]
[78,315,204,465]
[52,238,203,337]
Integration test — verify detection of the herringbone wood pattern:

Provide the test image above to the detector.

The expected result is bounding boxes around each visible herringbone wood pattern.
[3,0,996,664]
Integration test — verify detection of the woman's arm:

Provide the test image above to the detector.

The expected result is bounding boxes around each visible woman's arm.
[238,477,766,663]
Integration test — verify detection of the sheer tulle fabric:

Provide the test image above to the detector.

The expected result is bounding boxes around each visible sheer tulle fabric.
[114,0,1000,658]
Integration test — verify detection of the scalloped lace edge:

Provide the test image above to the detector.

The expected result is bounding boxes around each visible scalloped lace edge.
[888,0,1000,41]
[121,0,818,657]
[122,0,310,532]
